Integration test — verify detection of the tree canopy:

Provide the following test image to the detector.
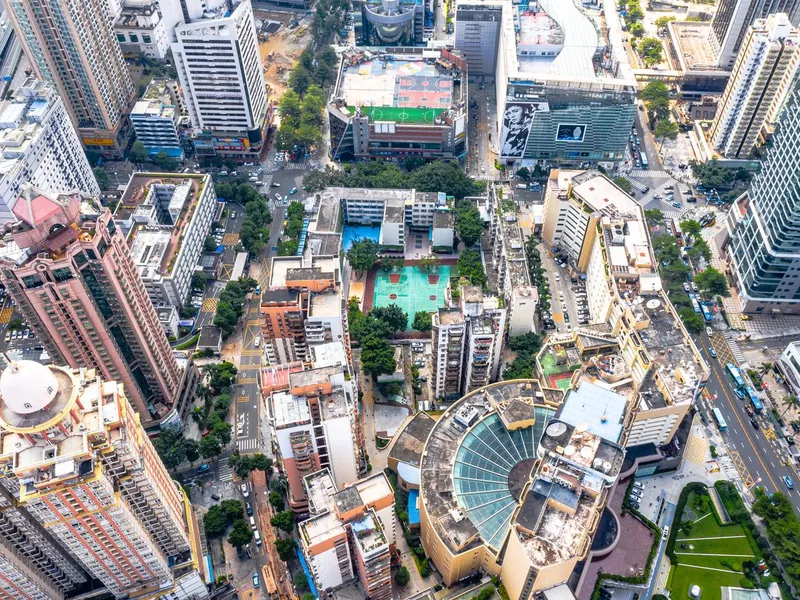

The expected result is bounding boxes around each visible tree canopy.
[413,311,433,331]
[753,488,800,587]
[275,538,296,561]
[213,278,256,337]
[654,119,679,143]
[270,510,295,533]
[371,304,408,332]
[455,201,484,247]
[347,239,380,274]
[639,37,664,67]
[695,267,730,297]
[645,209,664,225]
[678,307,704,333]
[228,519,253,548]
[128,140,149,164]
[612,176,633,194]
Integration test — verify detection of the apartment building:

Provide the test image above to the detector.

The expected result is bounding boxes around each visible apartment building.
[0,360,207,599]
[300,469,395,598]
[6,0,136,156]
[710,13,800,158]
[114,1,170,59]
[172,0,270,157]
[130,79,185,159]
[432,308,466,400]
[0,186,183,426]
[0,79,99,223]
[262,255,346,365]
[269,363,360,513]
[115,173,217,308]
[379,198,405,249]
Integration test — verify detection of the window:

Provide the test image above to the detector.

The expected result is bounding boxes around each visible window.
[142,35,151,43]
[117,34,125,43]
[52,267,74,283]
[22,274,43,289]
[129,34,139,43]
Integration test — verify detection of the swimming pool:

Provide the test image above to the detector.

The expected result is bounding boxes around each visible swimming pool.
[342,224,381,252]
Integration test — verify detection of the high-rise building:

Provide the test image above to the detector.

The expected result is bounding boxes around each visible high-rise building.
[114,1,171,60]
[130,79,186,159]
[172,0,269,158]
[454,2,503,76]
[0,186,183,426]
[269,362,360,513]
[158,0,229,40]
[710,13,800,158]
[710,0,800,67]
[0,78,100,223]
[432,308,466,400]
[725,77,800,313]
[360,0,424,46]
[5,0,136,156]
[0,360,207,599]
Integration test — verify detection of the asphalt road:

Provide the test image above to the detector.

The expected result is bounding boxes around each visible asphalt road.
[695,333,800,509]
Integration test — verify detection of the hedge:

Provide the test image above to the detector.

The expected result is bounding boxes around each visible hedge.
[666,482,707,564]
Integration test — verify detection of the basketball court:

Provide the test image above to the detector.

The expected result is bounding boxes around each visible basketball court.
[372,265,450,328]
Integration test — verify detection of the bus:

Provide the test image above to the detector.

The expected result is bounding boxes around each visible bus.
[726,363,746,388]
[671,218,683,240]
[746,386,764,413]
[691,298,701,314]
[640,150,649,168]
[712,407,728,431]
[701,303,713,322]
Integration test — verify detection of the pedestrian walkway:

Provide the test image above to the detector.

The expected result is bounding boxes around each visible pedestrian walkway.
[622,174,648,192]
[237,438,261,452]
[630,169,671,178]
[218,457,233,482]
[723,331,746,364]
[282,162,309,170]
[684,430,708,465]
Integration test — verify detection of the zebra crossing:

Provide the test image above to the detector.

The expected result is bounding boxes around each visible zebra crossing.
[282,162,309,171]
[629,169,671,178]
[218,457,233,482]
[723,331,746,365]
[237,437,261,452]
[622,175,647,192]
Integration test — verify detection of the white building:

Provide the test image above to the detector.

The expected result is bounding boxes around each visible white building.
[0,79,99,223]
[158,0,229,39]
[306,289,346,347]
[379,198,405,248]
[710,13,800,158]
[779,341,800,395]
[131,78,184,159]
[115,173,216,308]
[172,0,269,157]
[114,1,170,59]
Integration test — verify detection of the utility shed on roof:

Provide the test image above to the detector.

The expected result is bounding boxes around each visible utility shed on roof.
[559,380,627,443]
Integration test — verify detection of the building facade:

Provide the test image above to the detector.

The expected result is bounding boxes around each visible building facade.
[0,187,183,426]
[130,79,185,159]
[0,79,100,223]
[172,0,270,157]
[6,0,136,156]
[725,76,800,313]
[455,2,503,76]
[710,13,800,158]
[360,0,423,46]
[114,1,171,59]
[0,360,206,599]
[710,0,800,68]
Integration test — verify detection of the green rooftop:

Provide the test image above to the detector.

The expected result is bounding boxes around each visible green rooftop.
[347,106,446,124]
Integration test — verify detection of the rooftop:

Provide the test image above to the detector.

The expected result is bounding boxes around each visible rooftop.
[289,364,342,392]
[436,308,465,326]
[260,362,305,395]
[306,232,342,257]
[433,210,453,229]
[558,380,627,444]
[388,411,436,467]
[309,290,342,318]
[667,22,731,74]
[384,198,405,223]
[333,485,363,515]
[197,326,222,349]
[269,256,340,289]
[351,510,388,554]
[270,391,311,429]
[498,198,530,287]
[311,342,348,369]
[310,194,341,234]
[131,79,179,122]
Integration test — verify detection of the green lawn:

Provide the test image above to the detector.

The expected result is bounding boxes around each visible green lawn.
[668,491,757,600]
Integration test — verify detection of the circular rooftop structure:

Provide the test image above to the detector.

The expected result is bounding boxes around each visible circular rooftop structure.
[0,360,58,414]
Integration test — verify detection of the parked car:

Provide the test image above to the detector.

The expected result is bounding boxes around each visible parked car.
[683,282,691,292]
[633,482,644,490]
[241,483,249,498]
[252,573,260,588]
[196,464,210,474]
[289,187,297,195]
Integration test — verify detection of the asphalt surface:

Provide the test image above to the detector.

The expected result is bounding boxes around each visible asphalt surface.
[695,332,800,508]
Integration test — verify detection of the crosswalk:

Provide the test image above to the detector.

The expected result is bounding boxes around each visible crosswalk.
[237,438,261,452]
[282,162,309,171]
[723,331,746,364]
[622,175,647,192]
[630,169,671,178]
[218,457,233,482]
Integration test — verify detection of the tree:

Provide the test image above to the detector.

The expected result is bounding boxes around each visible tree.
[680,219,702,238]
[629,22,645,37]
[654,119,679,146]
[690,158,738,189]
[371,304,408,332]
[407,160,483,199]
[516,167,530,180]
[639,37,664,67]
[212,420,232,446]
[639,81,670,122]
[270,510,295,533]
[203,505,228,538]
[250,454,273,474]
[503,356,534,380]
[508,333,542,355]
[279,90,302,126]
[612,176,633,194]
[361,334,397,377]
[694,267,730,297]
[269,491,285,511]
[275,125,296,151]
[455,202,484,247]
[192,271,211,290]
[220,499,244,521]
[184,439,200,465]
[93,167,111,190]
[228,519,253,548]
[153,151,178,172]
[413,311,433,331]
[152,428,187,470]
[302,594,316,600]
[275,538,296,561]
[405,156,426,171]
[781,394,800,417]
[200,433,222,460]
[293,571,310,593]
[128,140,149,164]
[347,238,380,275]
[645,209,664,225]
[678,307,704,333]
[395,566,410,586]
[204,361,238,393]
[655,16,676,29]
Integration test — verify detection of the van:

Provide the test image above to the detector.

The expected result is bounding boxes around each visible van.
[515,184,528,190]
[250,516,257,530]
[254,530,262,545]
[248,176,259,182]
[219,170,228,176]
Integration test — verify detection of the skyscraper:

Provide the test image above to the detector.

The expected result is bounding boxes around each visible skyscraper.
[711,13,800,157]
[725,75,800,313]
[0,360,207,599]
[5,0,136,156]
[710,0,800,67]
[171,0,269,157]
[0,186,182,425]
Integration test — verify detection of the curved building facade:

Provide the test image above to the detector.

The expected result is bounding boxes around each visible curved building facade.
[419,379,629,598]
[360,0,423,45]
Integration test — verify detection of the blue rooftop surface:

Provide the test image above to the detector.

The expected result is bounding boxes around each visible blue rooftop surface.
[408,489,420,525]
[398,461,420,486]
[559,380,627,443]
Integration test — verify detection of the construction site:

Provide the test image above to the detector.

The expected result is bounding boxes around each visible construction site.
[255,9,314,97]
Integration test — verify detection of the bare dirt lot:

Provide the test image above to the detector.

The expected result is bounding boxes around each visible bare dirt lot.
[254,9,313,97]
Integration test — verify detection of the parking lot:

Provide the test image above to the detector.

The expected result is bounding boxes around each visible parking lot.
[539,246,590,333]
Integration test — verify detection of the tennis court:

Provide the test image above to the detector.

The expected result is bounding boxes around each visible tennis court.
[372,266,450,328]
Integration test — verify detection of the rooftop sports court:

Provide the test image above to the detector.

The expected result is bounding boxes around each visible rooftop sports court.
[338,58,454,121]
[372,265,450,328]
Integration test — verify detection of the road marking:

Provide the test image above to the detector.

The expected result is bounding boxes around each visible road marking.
[238,377,258,384]
[238,395,250,403]
[241,349,262,357]
[676,535,747,541]
[201,297,218,312]
[222,233,240,245]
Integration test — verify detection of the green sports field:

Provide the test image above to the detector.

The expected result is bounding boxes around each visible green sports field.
[346,105,446,124]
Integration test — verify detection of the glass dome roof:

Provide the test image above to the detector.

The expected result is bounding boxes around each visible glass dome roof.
[453,406,555,550]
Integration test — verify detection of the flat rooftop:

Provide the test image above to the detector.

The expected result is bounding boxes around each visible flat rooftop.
[436,308,465,326]
[499,205,530,287]
[306,233,342,257]
[311,195,341,234]
[355,472,393,507]
[311,342,348,369]
[559,380,627,443]
[668,22,730,73]
[388,411,435,467]
[289,365,342,391]
[351,511,387,554]
[269,256,339,289]
[309,290,342,318]
[270,391,311,428]
[572,172,639,217]
[384,198,405,223]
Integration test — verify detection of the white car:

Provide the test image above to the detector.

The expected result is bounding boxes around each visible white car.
[241,483,249,498]
[275,193,283,202]
[683,282,691,292]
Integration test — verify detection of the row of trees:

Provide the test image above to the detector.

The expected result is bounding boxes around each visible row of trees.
[348,299,407,376]
[455,201,484,247]
[127,141,181,172]
[640,81,679,146]
[215,182,273,254]
[619,0,663,66]
[214,278,256,337]
[690,158,752,192]
[204,499,253,549]
[276,83,327,152]
[303,161,484,200]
